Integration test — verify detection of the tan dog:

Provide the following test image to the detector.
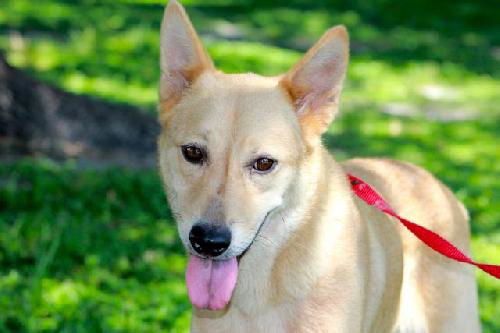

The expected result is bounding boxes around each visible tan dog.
[157,1,481,331]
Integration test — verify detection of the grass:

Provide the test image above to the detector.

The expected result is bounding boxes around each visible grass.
[0,160,190,332]
[0,0,498,331]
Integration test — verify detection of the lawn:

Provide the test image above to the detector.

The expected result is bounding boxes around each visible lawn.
[0,0,498,331]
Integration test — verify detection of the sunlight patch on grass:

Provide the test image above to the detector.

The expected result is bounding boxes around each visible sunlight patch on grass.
[3,33,499,113]
[208,41,300,75]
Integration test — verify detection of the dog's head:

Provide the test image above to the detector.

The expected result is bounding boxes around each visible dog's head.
[157,0,348,310]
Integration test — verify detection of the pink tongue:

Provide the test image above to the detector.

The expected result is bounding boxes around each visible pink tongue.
[186,255,238,310]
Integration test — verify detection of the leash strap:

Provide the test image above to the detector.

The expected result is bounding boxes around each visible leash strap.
[348,174,500,279]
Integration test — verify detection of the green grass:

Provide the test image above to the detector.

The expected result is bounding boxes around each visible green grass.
[0,0,498,331]
[0,160,191,332]
[1,0,499,109]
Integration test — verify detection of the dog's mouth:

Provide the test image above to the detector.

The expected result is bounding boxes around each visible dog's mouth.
[185,208,276,311]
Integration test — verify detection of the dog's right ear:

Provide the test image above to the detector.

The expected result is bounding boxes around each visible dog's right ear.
[159,0,214,107]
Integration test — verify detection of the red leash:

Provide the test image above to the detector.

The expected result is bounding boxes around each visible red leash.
[348,174,500,279]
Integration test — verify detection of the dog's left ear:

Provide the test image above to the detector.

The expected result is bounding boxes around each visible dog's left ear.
[280,26,349,140]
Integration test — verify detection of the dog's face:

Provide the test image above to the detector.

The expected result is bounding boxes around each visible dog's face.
[159,73,305,258]
[157,0,348,310]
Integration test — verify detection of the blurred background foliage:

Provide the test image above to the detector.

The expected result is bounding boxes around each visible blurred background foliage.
[0,0,499,331]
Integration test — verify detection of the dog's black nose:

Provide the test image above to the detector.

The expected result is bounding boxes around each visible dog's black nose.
[189,223,231,257]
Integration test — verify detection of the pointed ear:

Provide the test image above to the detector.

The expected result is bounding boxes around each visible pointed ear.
[280,26,349,139]
[159,0,214,104]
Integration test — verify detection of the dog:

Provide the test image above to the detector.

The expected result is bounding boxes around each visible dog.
[156,1,481,331]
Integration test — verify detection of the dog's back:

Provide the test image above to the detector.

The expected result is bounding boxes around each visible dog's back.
[342,158,481,332]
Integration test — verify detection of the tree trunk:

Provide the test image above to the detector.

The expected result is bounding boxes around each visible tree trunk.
[0,53,159,169]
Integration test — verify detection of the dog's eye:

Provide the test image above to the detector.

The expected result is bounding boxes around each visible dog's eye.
[252,158,276,173]
[181,145,205,164]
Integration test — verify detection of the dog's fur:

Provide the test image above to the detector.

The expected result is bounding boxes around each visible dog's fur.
[157,1,481,331]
